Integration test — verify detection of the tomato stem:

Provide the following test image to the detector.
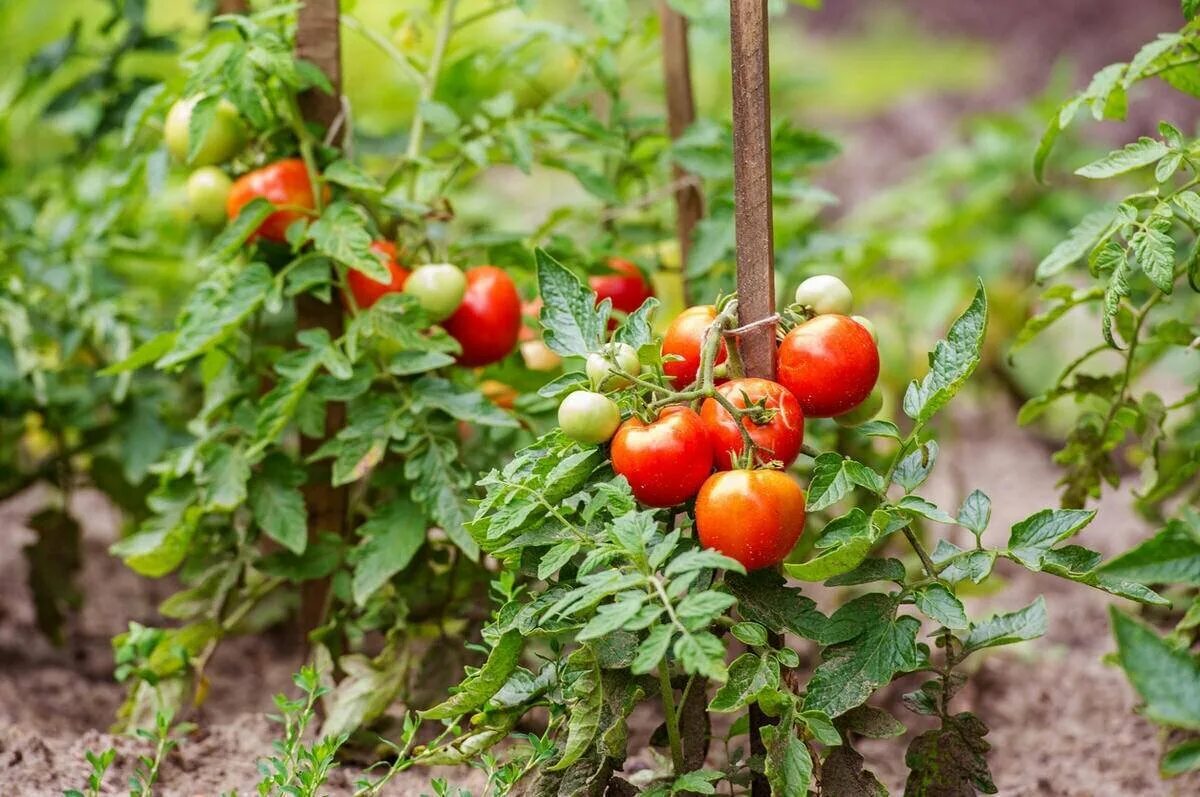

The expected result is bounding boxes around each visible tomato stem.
[657,662,686,775]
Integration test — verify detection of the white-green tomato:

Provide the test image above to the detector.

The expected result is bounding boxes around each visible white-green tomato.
[558,390,621,444]
[851,315,877,343]
[164,96,245,166]
[794,274,853,316]
[404,264,467,322]
[186,167,232,225]
[834,388,883,427]
[586,343,641,390]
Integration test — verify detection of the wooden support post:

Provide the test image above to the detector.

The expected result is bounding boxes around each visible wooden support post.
[295,0,348,647]
[729,4,776,795]
[217,0,247,13]
[659,1,704,302]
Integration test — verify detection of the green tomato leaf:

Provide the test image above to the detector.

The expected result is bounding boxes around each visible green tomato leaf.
[1111,607,1200,730]
[913,584,968,630]
[903,282,987,425]
[1006,508,1096,569]
[962,596,1046,654]
[536,248,606,357]
[352,497,427,605]
[1075,137,1169,179]
[421,631,524,720]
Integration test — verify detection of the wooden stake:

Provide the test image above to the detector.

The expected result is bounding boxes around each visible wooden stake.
[294,0,348,647]
[729,4,776,795]
[729,0,776,382]
[659,1,704,300]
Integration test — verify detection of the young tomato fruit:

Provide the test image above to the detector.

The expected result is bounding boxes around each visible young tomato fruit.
[835,387,884,427]
[558,390,621,445]
[695,469,806,571]
[164,96,244,166]
[345,241,410,310]
[661,305,727,389]
[186,167,232,225]
[404,263,467,321]
[851,314,877,343]
[443,266,522,367]
[590,258,654,325]
[610,406,712,507]
[586,343,641,390]
[777,314,880,418]
[226,158,325,243]
[699,378,804,470]
[794,274,853,316]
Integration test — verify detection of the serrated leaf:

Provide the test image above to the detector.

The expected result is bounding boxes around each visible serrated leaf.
[804,594,922,717]
[807,454,884,512]
[1132,223,1176,294]
[903,283,987,424]
[956,490,991,539]
[412,376,520,428]
[904,712,996,796]
[1006,509,1096,569]
[727,570,827,640]
[323,159,383,193]
[786,537,874,582]
[308,201,388,282]
[536,249,606,357]
[1111,608,1200,730]
[1075,137,1169,179]
[1098,517,1200,585]
[159,264,273,368]
[892,441,939,492]
[913,584,968,630]
[613,297,658,348]
[249,455,307,554]
[825,558,906,587]
[962,596,1046,653]
[421,631,524,720]
[761,718,812,797]
[896,495,957,525]
[549,647,603,771]
[631,624,674,675]
[1035,205,1118,280]
[352,498,426,605]
[709,653,778,712]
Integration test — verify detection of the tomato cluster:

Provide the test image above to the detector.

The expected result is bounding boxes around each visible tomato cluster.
[164,94,525,370]
[554,273,881,571]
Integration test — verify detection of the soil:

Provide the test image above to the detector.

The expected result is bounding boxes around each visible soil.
[3,399,1199,796]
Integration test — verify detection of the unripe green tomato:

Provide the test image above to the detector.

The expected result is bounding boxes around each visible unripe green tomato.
[794,274,853,315]
[404,264,468,322]
[164,97,245,166]
[558,390,621,445]
[851,314,877,343]
[834,387,884,427]
[186,167,233,225]
[586,343,641,390]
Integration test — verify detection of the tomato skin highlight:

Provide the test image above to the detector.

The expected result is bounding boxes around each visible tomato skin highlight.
[590,258,654,323]
[661,305,727,389]
[226,158,325,243]
[443,266,523,367]
[777,314,880,418]
[610,406,713,507]
[700,378,804,470]
[345,241,410,310]
[695,469,806,571]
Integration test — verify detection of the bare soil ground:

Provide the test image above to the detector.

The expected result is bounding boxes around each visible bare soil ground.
[3,401,1199,796]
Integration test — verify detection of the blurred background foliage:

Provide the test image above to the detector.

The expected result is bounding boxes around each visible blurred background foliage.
[4,0,1189,449]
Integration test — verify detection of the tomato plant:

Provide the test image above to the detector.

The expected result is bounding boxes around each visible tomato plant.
[1021,5,1200,774]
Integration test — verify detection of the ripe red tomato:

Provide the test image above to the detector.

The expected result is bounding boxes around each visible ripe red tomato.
[700,378,804,470]
[695,469,805,571]
[610,406,712,507]
[661,305,727,389]
[226,158,326,243]
[590,258,654,326]
[443,266,523,367]
[345,241,410,310]
[777,314,879,418]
